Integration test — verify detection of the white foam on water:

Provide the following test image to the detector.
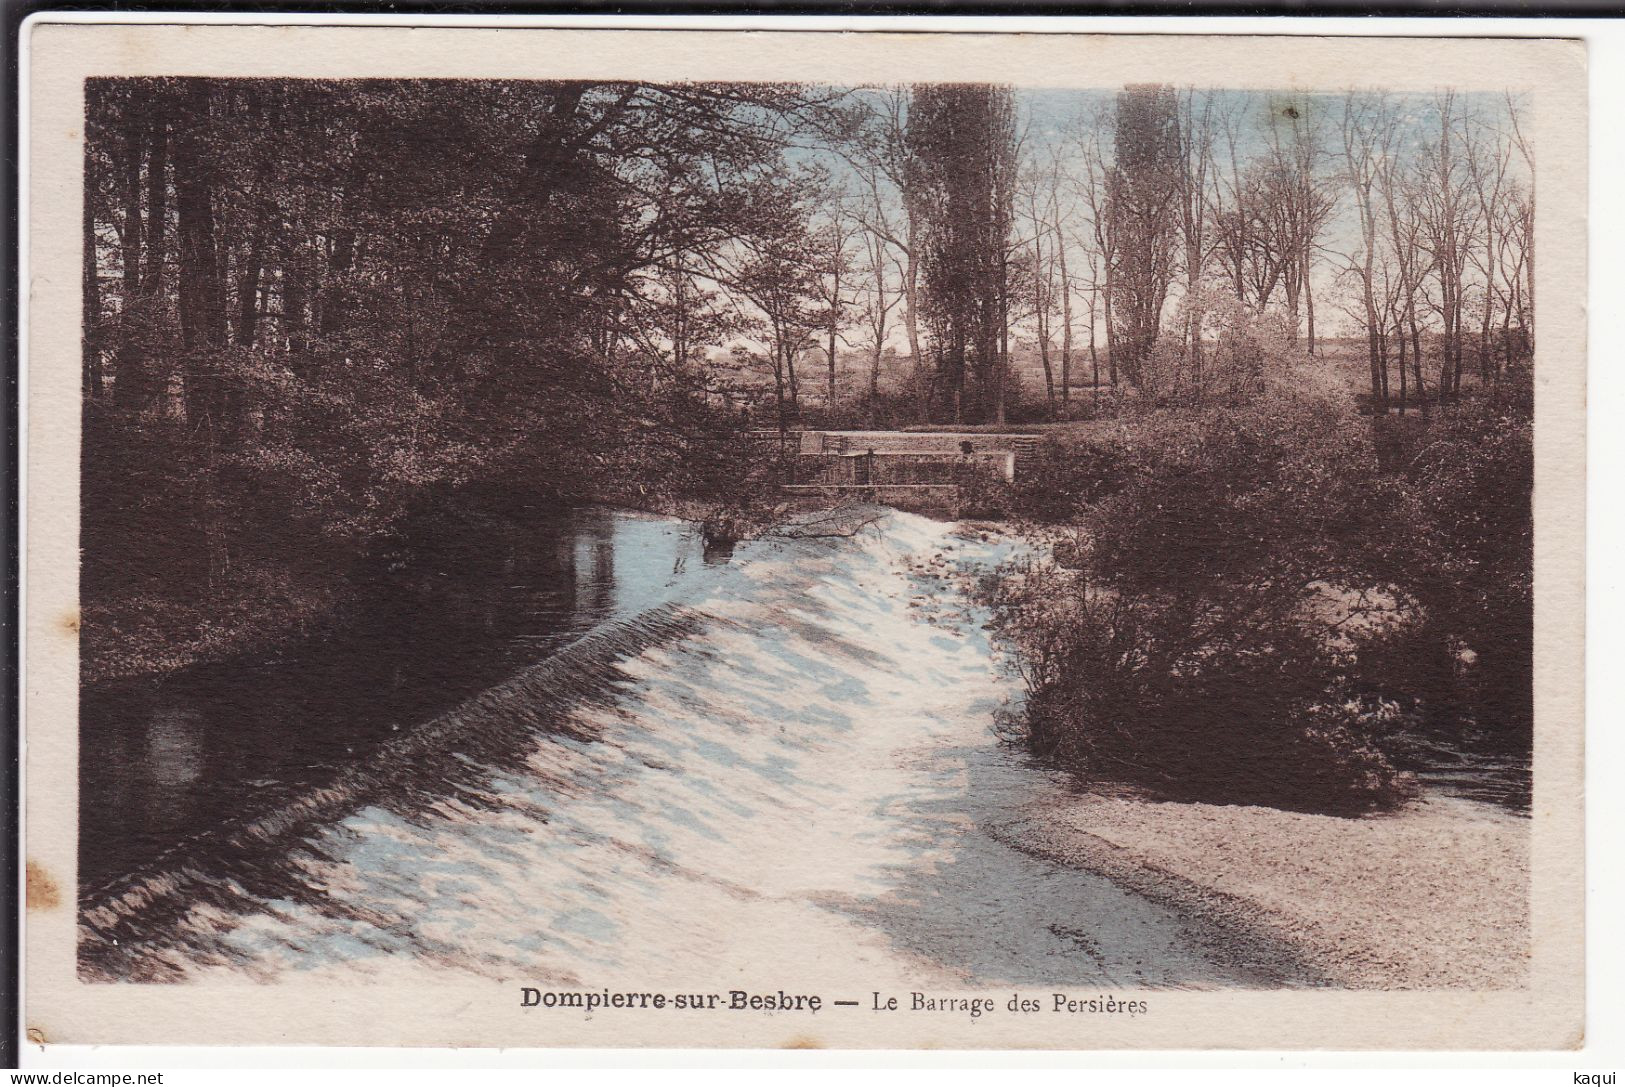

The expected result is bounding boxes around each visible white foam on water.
[101,509,1271,990]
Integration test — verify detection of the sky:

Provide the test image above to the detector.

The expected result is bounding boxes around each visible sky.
[782,84,1529,348]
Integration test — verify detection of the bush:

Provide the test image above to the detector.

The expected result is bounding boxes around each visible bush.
[981,362,1533,813]
[987,558,1416,815]
[983,395,1422,815]
[952,460,1015,520]
[1005,437,1128,524]
[1370,368,1534,741]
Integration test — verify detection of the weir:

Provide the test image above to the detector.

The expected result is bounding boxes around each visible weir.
[750,429,1043,508]
[71,510,1292,992]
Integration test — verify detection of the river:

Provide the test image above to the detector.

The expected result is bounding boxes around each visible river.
[78,507,715,898]
[79,508,1296,987]
[77,505,1525,988]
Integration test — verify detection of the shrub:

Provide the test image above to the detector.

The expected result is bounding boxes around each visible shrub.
[987,558,1416,815]
[983,395,1422,815]
[952,460,1015,520]
[1006,437,1128,524]
[1369,368,1534,741]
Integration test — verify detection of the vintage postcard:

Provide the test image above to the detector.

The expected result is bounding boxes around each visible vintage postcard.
[20,21,1586,1050]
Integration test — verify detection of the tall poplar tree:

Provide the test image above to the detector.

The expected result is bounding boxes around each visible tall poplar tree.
[904,83,1017,424]
[1107,84,1181,389]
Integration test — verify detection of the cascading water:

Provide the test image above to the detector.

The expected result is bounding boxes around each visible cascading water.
[79,509,1291,990]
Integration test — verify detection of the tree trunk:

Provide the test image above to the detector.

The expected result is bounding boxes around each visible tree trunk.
[1524,206,1536,357]
[996,259,1009,426]
[1103,274,1117,387]
[1304,253,1316,355]
[1409,306,1428,422]
[141,110,168,296]
[1088,295,1100,406]
[173,85,228,434]
[119,120,143,297]
[281,239,310,372]
[1033,239,1054,405]
[320,224,355,343]
[114,102,169,415]
[83,146,103,398]
[771,322,788,437]
[868,345,881,429]
[236,205,268,349]
[1057,230,1073,405]
[1396,319,1408,414]
[827,287,838,422]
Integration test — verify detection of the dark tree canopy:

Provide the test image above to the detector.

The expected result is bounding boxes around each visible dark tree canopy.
[81,77,840,660]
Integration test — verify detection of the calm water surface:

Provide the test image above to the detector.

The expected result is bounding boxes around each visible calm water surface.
[78,506,708,897]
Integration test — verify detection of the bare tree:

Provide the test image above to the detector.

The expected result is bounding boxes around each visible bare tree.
[1463,101,1513,383]
[1415,90,1482,400]
[1048,158,1078,406]
[1018,157,1061,406]
[1377,119,1432,418]
[851,176,903,427]
[848,87,931,421]
[816,192,862,419]
[1506,91,1536,357]
[1341,90,1394,411]
[1071,102,1117,394]
[1209,94,1254,307]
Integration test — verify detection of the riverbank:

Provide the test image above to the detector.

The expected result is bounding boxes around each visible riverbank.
[997,790,1529,990]
[81,561,342,687]
[922,523,1534,991]
[80,487,710,687]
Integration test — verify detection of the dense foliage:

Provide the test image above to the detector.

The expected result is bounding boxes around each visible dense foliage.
[82,78,837,679]
[983,367,1532,815]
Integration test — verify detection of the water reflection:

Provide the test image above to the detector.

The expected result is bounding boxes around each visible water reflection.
[79,506,706,897]
[144,708,206,788]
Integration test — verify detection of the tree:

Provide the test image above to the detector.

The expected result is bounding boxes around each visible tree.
[1341,90,1394,412]
[1176,88,1216,386]
[846,87,931,422]
[1506,92,1536,357]
[905,83,1018,424]
[1415,91,1481,400]
[850,179,904,427]
[1018,158,1061,406]
[82,76,846,660]
[1463,102,1512,384]
[620,254,738,399]
[1107,84,1180,389]
[723,172,828,433]
[815,193,862,418]
[1377,116,1432,418]
[1070,104,1117,394]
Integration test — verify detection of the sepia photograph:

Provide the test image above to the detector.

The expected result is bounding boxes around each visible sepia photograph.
[19,23,1587,1052]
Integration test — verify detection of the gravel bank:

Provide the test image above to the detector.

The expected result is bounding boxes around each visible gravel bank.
[998,791,1529,990]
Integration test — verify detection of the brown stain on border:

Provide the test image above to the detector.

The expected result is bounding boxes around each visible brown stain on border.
[26,861,62,911]
[781,1035,824,1049]
[59,608,80,636]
